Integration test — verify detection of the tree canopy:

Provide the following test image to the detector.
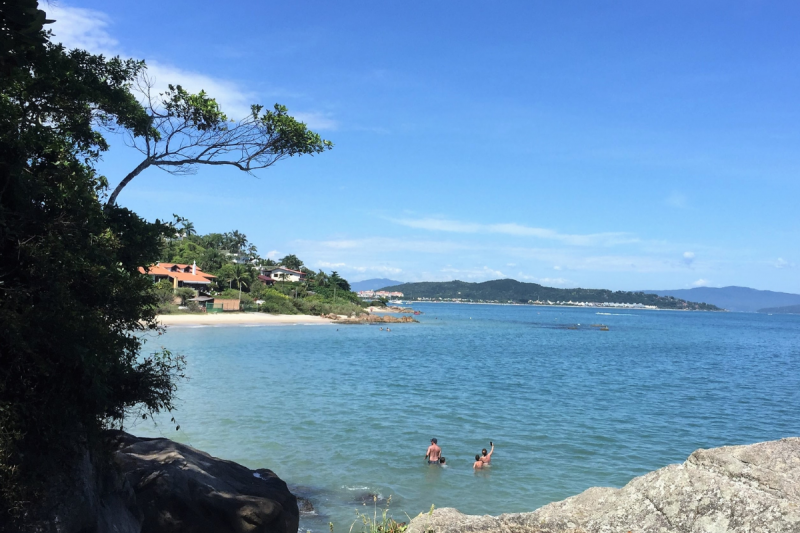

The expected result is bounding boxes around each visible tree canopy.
[107,77,333,206]
[0,1,191,519]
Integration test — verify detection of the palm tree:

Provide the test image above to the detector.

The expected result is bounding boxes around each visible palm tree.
[314,270,328,287]
[231,264,250,301]
[181,220,196,238]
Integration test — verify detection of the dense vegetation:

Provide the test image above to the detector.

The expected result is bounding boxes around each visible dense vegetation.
[159,225,365,316]
[0,1,330,523]
[381,279,722,310]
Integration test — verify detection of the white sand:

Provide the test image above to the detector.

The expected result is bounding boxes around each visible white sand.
[157,313,333,327]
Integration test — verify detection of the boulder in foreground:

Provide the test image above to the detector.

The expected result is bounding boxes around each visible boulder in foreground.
[408,437,800,533]
[114,432,298,533]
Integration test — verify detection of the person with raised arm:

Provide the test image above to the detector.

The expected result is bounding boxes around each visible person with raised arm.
[480,441,494,465]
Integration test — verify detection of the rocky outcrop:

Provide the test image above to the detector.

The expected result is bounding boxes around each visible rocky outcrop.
[323,313,418,324]
[408,437,800,533]
[113,432,298,533]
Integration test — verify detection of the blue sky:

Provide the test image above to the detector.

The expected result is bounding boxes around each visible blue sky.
[49,1,799,292]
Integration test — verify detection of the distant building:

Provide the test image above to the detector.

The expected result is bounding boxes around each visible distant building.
[259,266,307,283]
[139,262,216,290]
[357,290,404,298]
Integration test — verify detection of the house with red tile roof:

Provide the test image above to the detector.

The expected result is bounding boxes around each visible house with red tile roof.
[139,262,217,290]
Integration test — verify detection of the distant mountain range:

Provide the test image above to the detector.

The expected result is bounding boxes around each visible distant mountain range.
[643,286,800,313]
[380,279,720,310]
[350,278,404,292]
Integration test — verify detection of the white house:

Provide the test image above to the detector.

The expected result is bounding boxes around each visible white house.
[259,266,307,283]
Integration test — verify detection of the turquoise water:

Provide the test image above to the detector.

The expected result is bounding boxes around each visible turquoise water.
[133,305,800,531]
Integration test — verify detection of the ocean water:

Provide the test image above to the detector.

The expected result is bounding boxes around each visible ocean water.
[132,304,800,531]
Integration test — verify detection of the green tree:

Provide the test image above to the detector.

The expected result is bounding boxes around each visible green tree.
[279,254,303,270]
[175,287,196,305]
[329,271,351,292]
[230,263,251,300]
[0,1,184,519]
[107,81,333,206]
[180,219,196,237]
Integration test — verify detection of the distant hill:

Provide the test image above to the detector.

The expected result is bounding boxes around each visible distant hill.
[757,304,800,315]
[350,278,404,292]
[643,286,800,313]
[382,279,720,310]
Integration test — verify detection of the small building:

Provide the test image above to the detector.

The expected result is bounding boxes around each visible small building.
[259,266,306,283]
[139,262,216,290]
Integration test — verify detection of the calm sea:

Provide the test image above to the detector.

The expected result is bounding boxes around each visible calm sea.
[132,304,800,531]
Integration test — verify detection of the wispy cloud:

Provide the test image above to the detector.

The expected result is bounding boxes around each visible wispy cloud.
[774,258,795,269]
[47,4,334,126]
[683,251,695,266]
[389,217,637,246]
[440,266,506,279]
[665,191,689,209]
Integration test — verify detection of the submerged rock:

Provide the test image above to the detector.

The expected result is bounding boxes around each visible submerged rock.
[113,432,298,533]
[407,437,800,533]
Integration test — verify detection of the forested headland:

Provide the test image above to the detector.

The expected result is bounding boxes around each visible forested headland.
[156,220,366,316]
[381,279,722,310]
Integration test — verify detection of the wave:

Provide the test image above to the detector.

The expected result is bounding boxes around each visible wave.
[596,312,635,316]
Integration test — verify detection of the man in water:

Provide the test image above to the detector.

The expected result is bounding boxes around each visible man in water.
[473,454,484,469]
[425,438,441,464]
[481,441,494,465]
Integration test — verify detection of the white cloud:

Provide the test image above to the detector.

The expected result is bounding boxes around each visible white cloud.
[266,250,281,259]
[293,111,338,131]
[665,192,689,209]
[389,217,637,247]
[692,278,709,287]
[48,5,118,52]
[439,266,505,280]
[47,4,333,123]
[775,258,795,269]
[683,251,695,266]
[318,261,346,268]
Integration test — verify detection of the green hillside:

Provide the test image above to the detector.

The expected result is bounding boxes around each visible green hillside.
[380,279,722,311]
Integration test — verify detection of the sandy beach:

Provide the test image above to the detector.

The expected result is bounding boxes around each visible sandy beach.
[157,313,333,327]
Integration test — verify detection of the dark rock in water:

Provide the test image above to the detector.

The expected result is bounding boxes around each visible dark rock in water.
[297,497,315,514]
[408,437,800,533]
[353,492,387,505]
[113,432,298,533]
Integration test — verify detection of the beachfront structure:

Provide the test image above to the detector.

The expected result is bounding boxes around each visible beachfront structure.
[139,262,216,290]
[357,290,404,298]
[259,266,307,283]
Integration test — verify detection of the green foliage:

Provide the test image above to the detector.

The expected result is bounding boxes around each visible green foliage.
[279,254,303,270]
[108,79,334,205]
[0,2,184,517]
[174,287,196,305]
[338,496,408,533]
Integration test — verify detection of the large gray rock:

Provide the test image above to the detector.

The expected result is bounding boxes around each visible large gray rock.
[408,438,800,533]
[113,432,298,533]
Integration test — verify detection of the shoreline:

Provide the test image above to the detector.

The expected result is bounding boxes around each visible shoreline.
[157,313,334,327]
[407,301,719,311]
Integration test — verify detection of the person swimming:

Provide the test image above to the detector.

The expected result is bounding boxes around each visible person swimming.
[425,438,441,464]
[481,441,494,465]
[473,454,484,469]
[439,457,447,467]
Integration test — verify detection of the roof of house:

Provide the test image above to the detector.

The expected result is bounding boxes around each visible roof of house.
[139,263,217,283]
[263,266,306,276]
